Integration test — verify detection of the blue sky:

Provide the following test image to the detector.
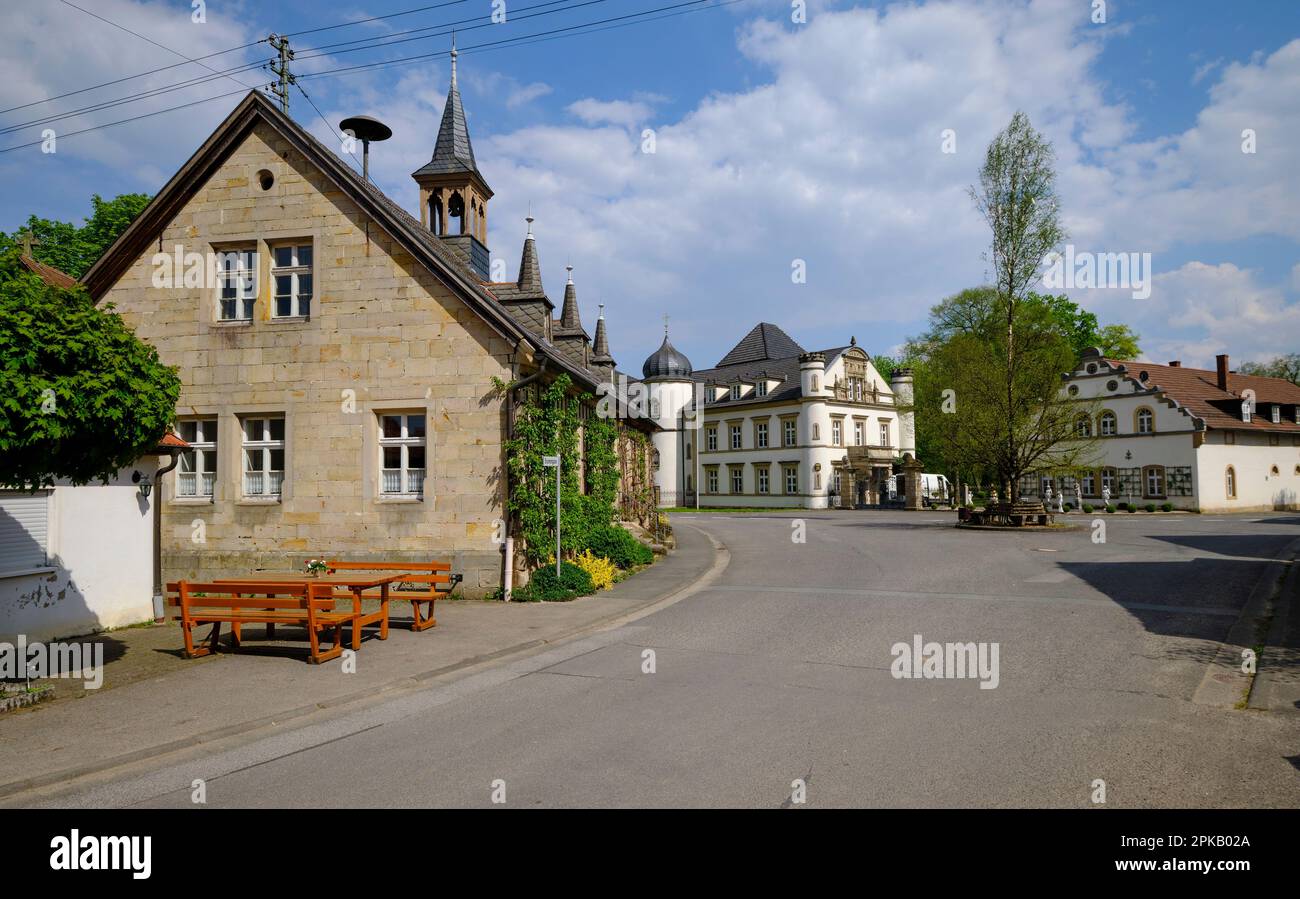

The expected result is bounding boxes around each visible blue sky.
[3,0,1298,372]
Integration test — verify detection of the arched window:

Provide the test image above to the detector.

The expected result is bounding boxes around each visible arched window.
[1143,465,1165,498]
[431,195,445,234]
[1136,408,1154,434]
[448,191,465,234]
[1099,410,1117,436]
[1076,414,1092,437]
[1225,466,1236,499]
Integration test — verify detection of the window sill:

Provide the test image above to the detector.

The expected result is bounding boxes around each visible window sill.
[0,566,56,581]
[171,496,215,505]
[376,495,424,504]
[270,315,310,323]
[237,497,282,506]
[211,319,253,328]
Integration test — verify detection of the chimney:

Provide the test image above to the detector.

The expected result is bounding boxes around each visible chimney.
[1215,354,1229,391]
[1167,360,1180,367]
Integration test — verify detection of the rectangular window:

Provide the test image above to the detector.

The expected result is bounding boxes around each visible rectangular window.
[784,466,798,495]
[756,422,768,448]
[379,413,426,496]
[730,424,742,450]
[176,418,217,498]
[218,248,256,321]
[730,384,741,401]
[1145,467,1165,497]
[707,468,718,494]
[757,467,769,494]
[1271,404,1281,424]
[784,420,797,447]
[879,421,890,446]
[832,420,842,446]
[706,427,717,452]
[814,472,821,490]
[241,416,285,497]
[730,467,743,494]
[1101,468,1116,494]
[0,490,50,573]
[854,421,863,446]
[271,243,313,318]
[756,381,768,398]
[812,423,820,441]
[1081,470,1096,496]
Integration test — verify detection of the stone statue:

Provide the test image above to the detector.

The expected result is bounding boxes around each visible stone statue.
[1101,485,1111,507]
[1044,483,1053,507]
[1055,490,1065,513]
[1074,483,1083,510]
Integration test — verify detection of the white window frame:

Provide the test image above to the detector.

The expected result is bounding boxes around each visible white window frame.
[707,468,718,494]
[1137,408,1153,434]
[756,421,768,448]
[241,416,285,498]
[176,418,217,498]
[730,384,741,401]
[832,420,842,446]
[379,413,427,497]
[271,242,314,318]
[730,467,743,494]
[1099,411,1117,436]
[0,490,51,577]
[730,424,742,450]
[854,421,863,446]
[217,248,256,321]
[706,427,717,452]
[784,420,797,447]
[879,421,890,446]
[757,467,769,494]
[784,466,798,495]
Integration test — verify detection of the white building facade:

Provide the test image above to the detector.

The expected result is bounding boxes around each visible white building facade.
[642,323,915,510]
[1032,349,1300,513]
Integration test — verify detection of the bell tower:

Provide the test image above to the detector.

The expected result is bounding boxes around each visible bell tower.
[412,37,493,277]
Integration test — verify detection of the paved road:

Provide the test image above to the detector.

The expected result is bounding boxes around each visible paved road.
[35,512,1300,808]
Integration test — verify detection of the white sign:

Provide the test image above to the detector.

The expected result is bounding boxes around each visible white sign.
[542,455,560,467]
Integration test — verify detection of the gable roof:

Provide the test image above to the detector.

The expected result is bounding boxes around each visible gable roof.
[1101,357,1300,433]
[19,254,78,290]
[715,322,805,367]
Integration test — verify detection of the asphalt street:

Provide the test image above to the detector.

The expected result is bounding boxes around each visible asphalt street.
[34,511,1300,808]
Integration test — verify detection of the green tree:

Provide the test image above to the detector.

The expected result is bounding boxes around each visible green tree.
[1037,293,1142,359]
[0,249,180,487]
[910,287,1098,506]
[1094,323,1141,359]
[1,193,151,279]
[1240,353,1300,386]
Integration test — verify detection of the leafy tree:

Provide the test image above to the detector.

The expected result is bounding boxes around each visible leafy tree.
[910,287,1098,506]
[1094,323,1141,359]
[1037,293,1142,359]
[0,248,180,488]
[1,193,151,279]
[1240,353,1300,386]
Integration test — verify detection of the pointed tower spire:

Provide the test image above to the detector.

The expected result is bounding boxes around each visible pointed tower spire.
[591,303,614,368]
[413,36,493,269]
[559,264,582,331]
[517,211,542,293]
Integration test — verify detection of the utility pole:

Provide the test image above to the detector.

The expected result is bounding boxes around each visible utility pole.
[268,33,295,114]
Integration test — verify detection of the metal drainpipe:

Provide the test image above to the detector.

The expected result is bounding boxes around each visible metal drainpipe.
[503,354,549,601]
[152,448,182,619]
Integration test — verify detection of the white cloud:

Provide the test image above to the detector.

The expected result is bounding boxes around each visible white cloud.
[566,99,654,128]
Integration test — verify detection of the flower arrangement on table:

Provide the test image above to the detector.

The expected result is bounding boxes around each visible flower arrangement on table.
[305,559,329,576]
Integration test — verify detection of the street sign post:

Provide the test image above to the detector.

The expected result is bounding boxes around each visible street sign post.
[542,455,561,576]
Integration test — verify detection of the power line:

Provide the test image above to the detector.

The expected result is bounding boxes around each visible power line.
[295,82,362,169]
[57,0,262,94]
[0,85,269,155]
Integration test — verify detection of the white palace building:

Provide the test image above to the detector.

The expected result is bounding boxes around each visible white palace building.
[639,323,916,510]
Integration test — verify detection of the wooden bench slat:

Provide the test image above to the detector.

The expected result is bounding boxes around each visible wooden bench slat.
[323,560,453,631]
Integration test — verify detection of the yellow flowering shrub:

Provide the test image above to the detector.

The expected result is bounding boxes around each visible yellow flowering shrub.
[574,550,616,590]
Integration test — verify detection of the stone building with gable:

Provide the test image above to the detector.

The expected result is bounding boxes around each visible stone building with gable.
[80,52,652,596]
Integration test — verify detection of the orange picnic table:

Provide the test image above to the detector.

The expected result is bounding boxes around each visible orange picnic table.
[213,572,403,650]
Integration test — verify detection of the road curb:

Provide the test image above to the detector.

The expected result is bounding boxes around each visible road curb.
[0,523,729,803]
[1192,536,1300,710]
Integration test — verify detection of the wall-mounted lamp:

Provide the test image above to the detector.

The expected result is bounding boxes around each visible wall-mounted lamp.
[132,470,153,498]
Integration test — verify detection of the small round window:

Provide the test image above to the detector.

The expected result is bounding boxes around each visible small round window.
[257,169,274,190]
[1139,371,1149,383]
[1068,385,1079,396]
[1086,363,1097,374]
[1107,380,1118,392]
[1272,466,1280,476]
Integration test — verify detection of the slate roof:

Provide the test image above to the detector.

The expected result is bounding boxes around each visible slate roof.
[411,62,482,182]
[715,322,805,367]
[692,344,854,408]
[1102,357,1300,433]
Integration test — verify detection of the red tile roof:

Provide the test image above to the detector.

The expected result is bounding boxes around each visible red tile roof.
[156,431,189,449]
[1104,358,1300,433]
[19,254,78,290]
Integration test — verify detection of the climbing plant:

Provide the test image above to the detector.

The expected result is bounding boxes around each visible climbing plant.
[496,373,623,565]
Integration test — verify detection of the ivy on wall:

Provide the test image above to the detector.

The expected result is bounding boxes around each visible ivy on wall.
[496,373,624,565]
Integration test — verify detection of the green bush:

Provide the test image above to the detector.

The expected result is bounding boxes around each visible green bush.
[1144,503,1156,513]
[1127,505,1137,513]
[1105,505,1116,514]
[515,561,595,602]
[585,525,653,568]
[1083,504,1094,513]
[1161,503,1173,512]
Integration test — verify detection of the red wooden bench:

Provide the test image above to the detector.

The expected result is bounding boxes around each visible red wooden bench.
[165,580,357,664]
[324,561,454,631]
